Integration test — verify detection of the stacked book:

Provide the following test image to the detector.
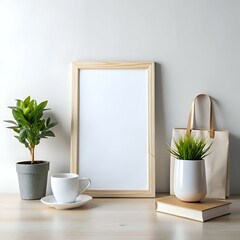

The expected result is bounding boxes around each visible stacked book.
[156,196,231,222]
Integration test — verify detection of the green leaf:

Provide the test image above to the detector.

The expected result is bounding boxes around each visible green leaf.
[16,99,25,109]
[12,109,21,121]
[39,120,45,131]
[19,129,27,141]
[12,109,29,127]
[37,100,48,110]
[28,100,35,112]
[23,107,30,115]
[24,96,31,106]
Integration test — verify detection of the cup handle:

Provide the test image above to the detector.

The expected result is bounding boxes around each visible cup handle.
[78,177,91,194]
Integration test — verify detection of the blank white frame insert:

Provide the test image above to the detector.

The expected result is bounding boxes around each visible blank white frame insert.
[70,62,155,197]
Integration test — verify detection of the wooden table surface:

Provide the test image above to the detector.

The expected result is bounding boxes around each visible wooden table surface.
[0,194,240,240]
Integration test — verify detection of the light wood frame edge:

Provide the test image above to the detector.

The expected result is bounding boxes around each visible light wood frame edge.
[70,62,155,197]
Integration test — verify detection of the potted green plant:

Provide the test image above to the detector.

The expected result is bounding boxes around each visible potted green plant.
[5,96,57,200]
[169,134,212,202]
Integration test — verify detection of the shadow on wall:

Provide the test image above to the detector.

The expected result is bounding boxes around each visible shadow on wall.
[49,113,70,167]
[42,111,71,195]
[155,62,169,192]
[229,134,240,194]
[212,97,239,194]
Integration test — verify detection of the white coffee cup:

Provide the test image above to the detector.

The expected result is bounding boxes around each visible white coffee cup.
[51,173,91,203]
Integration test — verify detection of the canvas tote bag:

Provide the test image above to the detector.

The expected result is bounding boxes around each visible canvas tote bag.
[170,94,229,199]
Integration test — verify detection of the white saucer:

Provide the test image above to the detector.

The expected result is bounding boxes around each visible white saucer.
[40,194,92,210]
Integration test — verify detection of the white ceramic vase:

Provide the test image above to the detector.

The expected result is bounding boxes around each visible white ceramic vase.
[174,159,207,202]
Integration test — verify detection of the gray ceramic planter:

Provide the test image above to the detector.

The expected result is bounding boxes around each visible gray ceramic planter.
[16,161,50,200]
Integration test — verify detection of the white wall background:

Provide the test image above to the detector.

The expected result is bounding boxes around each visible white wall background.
[0,0,240,194]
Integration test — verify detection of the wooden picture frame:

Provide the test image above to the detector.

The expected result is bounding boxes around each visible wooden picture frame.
[70,62,155,197]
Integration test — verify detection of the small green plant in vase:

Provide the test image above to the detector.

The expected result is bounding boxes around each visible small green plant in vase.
[169,134,212,202]
[5,96,57,200]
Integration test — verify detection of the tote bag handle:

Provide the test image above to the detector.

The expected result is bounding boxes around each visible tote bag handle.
[186,94,214,138]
